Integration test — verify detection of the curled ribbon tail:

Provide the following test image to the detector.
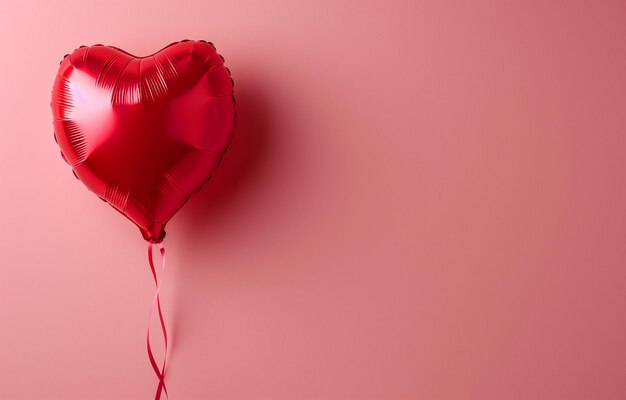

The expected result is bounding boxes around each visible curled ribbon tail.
[147,242,169,400]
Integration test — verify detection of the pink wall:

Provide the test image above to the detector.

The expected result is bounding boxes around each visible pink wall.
[1,1,625,399]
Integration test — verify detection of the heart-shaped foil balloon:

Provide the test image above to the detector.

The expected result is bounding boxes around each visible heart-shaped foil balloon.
[51,40,235,242]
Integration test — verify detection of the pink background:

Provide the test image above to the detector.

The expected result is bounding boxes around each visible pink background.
[1,1,625,399]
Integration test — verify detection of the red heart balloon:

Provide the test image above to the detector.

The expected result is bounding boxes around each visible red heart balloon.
[51,41,235,242]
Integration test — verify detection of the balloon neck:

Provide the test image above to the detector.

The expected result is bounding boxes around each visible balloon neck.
[140,225,166,244]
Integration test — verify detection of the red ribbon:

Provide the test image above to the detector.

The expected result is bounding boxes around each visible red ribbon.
[147,243,169,399]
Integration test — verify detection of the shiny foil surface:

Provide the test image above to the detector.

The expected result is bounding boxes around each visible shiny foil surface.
[51,40,236,242]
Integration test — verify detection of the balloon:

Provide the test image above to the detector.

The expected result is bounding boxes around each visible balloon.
[51,40,235,242]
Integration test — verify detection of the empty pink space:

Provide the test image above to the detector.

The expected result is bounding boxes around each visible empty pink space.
[0,1,625,399]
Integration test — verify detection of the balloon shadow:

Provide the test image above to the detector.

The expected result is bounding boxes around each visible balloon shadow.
[176,78,271,245]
